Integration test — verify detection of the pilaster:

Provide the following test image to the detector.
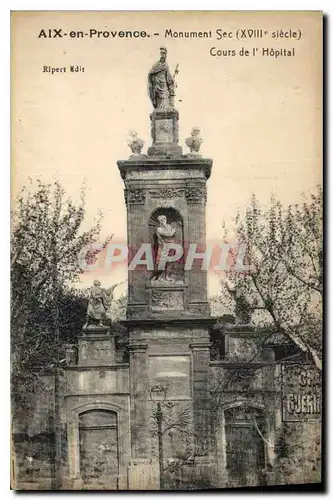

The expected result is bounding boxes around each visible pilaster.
[190,341,211,456]
[128,343,150,458]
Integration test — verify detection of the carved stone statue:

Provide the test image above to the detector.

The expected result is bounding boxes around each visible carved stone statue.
[84,280,125,328]
[85,280,105,327]
[148,47,176,111]
[127,130,145,158]
[185,127,203,156]
[152,214,179,282]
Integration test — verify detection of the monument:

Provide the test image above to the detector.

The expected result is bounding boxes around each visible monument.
[57,48,288,491]
[11,11,323,492]
[117,47,214,489]
[146,46,182,157]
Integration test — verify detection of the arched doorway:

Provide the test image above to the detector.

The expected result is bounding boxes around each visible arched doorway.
[224,406,266,487]
[79,409,119,489]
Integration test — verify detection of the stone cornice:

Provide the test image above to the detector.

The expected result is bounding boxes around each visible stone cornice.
[122,317,215,328]
[210,361,280,369]
[150,109,179,120]
[65,364,129,371]
[128,343,149,352]
[190,342,211,351]
[65,391,130,398]
[117,158,213,180]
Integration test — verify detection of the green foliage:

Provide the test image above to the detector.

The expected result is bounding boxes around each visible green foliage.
[274,422,321,484]
[223,187,322,370]
[58,286,88,341]
[11,179,103,413]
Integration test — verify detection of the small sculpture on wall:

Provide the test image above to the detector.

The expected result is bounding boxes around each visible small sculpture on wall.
[127,130,146,158]
[84,280,106,328]
[185,127,203,157]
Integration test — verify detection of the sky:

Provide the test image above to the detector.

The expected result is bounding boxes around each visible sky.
[11,11,322,296]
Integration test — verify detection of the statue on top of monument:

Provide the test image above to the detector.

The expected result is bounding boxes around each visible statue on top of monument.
[148,47,178,111]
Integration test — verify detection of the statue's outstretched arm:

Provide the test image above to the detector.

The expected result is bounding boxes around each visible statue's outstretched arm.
[108,280,127,292]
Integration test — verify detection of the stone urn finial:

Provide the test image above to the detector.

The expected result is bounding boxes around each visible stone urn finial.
[127,130,146,158]
[185,127,203,157]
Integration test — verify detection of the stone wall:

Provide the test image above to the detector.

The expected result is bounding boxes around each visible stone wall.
[207,326,321,488]
[12,375,55,489]
[11,326,322,490]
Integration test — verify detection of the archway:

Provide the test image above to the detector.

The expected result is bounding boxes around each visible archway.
[67,401,130,490]
[224,405,266,487]
[79,409,119,489]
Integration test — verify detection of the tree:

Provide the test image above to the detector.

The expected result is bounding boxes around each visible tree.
[11,179,105,412]
[222,187,322,370]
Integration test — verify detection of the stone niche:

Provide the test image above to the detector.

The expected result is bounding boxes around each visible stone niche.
[148,206,184,281]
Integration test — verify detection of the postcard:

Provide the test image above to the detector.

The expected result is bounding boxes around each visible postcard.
[11,11,322,491]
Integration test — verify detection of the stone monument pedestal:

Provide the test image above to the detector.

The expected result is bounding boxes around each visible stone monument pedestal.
[78,326,116,366]
[148,110,182,157]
